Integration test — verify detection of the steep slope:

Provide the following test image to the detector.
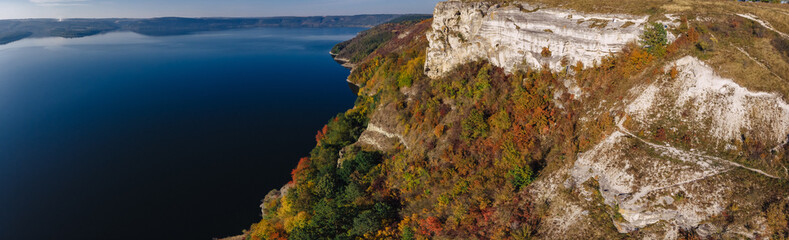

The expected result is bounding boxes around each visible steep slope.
[231,1,789,239]
[331,15,432,68]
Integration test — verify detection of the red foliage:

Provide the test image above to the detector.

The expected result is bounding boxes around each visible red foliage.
[291,157,310,183]
[418,216,443,236]
[315,125,328,145]
[667,20,700,56]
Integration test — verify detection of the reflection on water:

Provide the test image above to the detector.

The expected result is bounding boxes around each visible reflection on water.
[0,27,362,240]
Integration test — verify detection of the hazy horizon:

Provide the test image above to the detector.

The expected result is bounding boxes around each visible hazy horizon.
[0,0,440,20]
[0,14,429,21]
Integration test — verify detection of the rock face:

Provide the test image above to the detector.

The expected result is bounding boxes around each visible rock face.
[562,57,787,238]
[425,1,788,238]
[356,103,410,152]
[626,56,789,154]
[260,183,293,218]
[425,0,648,78]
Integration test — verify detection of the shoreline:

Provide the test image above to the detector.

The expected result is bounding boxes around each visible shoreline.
[330,51,362,92]
[329,51,356,69]
[216,48,361,240]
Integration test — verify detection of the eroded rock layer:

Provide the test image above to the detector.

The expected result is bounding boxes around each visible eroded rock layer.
[426,0,648,78]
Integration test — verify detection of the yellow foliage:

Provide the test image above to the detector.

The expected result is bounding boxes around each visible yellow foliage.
[284,211,309,232]
[433,124,445,138]
[367,226,399,239]
[248,220,286,240]
[276,195,294,219]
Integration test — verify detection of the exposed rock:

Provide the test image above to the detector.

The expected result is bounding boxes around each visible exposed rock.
[626,56,789,156]
[736,13,789,40]
[569,129,731,233]
[357,123,409,151]
[423,2,788,238]
[356,103,410,152]
[425,0,648,78]
[260,182,293,218]
[562,56,788,238]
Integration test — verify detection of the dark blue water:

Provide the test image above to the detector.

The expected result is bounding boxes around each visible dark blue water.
[0,28,361,239]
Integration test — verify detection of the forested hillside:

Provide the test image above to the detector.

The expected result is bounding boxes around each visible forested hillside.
[232,0,789,239]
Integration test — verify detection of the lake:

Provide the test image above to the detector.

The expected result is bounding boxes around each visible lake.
[0,27,362,239]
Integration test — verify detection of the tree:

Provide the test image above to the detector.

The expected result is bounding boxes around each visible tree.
[350,210,381,236]
[462,109,489,140]
[641,22,668,57]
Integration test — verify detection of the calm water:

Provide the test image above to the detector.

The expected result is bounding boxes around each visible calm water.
[0,28,361,239]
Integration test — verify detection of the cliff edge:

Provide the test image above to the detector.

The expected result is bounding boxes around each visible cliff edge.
[234,1,789,239]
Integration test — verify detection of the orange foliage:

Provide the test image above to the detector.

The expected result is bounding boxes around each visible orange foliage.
[433,124,445,138]
[623,47,653,76]
[667,16,700,56]
[418,216,443,236]
[291,157,310,183]
[541,46,552,57]
[249,221,287,240]
[315,124,328,145]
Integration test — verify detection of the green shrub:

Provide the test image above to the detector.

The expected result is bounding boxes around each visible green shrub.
[509,166,534,190]
[350,210,381,236]
[641,22,668,57]
[401,226,416,240]
[338,151,383,183]
[397,73,413,88]
[461,109,489,140]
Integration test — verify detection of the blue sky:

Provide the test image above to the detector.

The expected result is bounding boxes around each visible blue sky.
[0,0,440,19]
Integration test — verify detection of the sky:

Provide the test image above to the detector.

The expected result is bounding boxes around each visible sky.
[0,0,441,19]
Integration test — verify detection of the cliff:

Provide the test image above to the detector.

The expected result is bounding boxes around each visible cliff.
[426,1,648,77]
[234,1,789,239]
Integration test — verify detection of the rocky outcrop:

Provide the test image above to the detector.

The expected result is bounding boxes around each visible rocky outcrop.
[426,0,789,235]
[260,183,293,218]
[626,56,789,156]
[561,56,788,238]
[356,103,410,152]
[357,123,409,151]
[425,0,648,78]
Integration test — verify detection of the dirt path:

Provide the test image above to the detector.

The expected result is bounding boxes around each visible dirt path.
[616,118,781,179]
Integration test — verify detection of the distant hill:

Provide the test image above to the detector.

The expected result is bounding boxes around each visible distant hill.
[0,15,428,44]
[331,14,432,67]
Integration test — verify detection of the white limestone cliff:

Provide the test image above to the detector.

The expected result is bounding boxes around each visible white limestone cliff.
[424,1,788,238]
[425,0,648,78]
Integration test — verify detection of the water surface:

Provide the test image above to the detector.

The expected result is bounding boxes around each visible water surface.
[0,28,361,239]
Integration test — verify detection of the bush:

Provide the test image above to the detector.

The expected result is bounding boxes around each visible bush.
[351,210,381,236]
[338,151,383,183]
[461,109,489,140]
[641,22,668,57]
[541,46,552,57]
[509,166,534,190]
[397,73,413,88]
